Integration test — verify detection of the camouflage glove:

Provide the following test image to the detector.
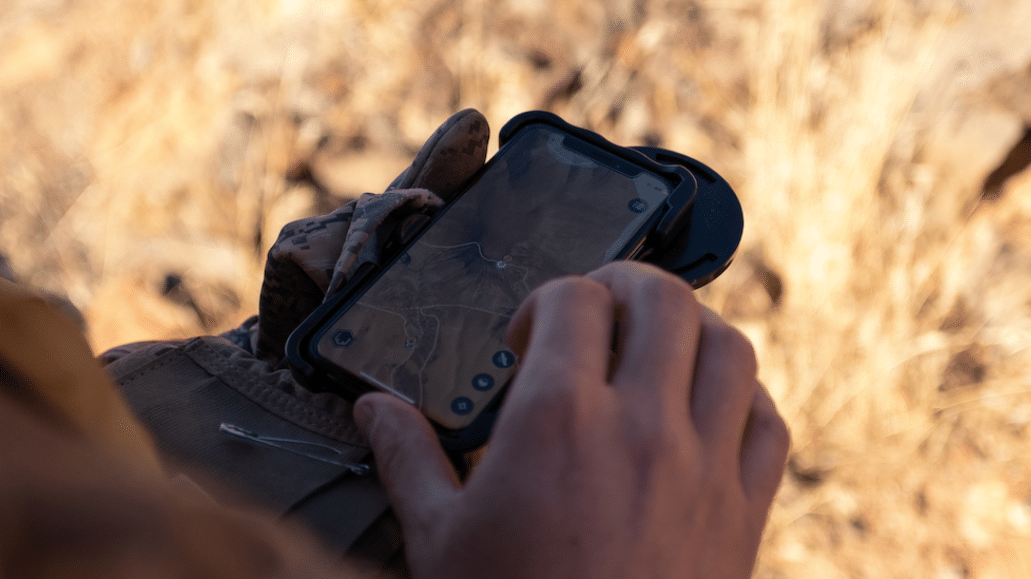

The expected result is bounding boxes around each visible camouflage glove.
[235,108,489,366]
[102,109,489,367]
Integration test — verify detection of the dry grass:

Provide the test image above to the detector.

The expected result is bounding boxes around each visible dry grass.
[3,0,1031,576]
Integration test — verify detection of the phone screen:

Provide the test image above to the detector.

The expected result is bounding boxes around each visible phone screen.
[313,125,671,429]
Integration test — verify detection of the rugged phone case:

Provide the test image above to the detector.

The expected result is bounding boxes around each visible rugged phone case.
[287,111,743,452]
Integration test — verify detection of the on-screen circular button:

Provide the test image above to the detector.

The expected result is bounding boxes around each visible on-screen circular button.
[451,397,474,415]
[472,373,494,391]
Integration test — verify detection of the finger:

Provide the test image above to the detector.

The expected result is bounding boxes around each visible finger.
[353,392,460,537]
[388,109,490,199]
[504,288,535,358]
[501,276,614,417]
[586,262,701,419]
[690,308,760,453]
[738,385,790,503]
[268,202,358,293]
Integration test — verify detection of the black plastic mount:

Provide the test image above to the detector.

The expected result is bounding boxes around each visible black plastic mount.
[631,146,743,288]
[499,111,743,288]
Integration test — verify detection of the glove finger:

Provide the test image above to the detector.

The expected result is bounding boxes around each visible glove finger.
[255,202,359,361]
[387,109,489,201]
[326,188,442,296]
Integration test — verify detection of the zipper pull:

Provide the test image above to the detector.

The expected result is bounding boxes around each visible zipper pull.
[219,423,371,476]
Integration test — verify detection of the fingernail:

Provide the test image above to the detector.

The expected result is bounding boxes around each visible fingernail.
[353,398,375,433]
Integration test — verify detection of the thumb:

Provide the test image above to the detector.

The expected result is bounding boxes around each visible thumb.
[386,108,489,199]
[354,392,460,530]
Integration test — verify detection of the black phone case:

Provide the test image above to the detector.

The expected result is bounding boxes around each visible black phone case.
[287,111,743,452]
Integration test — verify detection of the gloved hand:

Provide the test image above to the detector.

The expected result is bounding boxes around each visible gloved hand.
[224,108,491,366]
[102,109,488,367]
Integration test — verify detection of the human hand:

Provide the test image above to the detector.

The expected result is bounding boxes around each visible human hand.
[354,261,790,579]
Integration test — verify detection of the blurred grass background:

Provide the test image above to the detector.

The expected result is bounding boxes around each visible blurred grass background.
[3,0,1031,576]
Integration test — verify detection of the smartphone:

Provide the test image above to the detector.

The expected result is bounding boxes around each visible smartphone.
[288,111,740,451]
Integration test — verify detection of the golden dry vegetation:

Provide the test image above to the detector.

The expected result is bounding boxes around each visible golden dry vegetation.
[3,0,1031,576]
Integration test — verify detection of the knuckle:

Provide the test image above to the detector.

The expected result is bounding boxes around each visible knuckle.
[757,408,792,455]
[638,271,698,316]
[626,415,685,464]
[707,321,758,377]
[539,276,613,309]
[595,259,663,278]
[521,358,590,421]
[590,260,635,277]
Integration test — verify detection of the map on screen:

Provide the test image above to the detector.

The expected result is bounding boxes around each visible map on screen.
[315,126,670,429]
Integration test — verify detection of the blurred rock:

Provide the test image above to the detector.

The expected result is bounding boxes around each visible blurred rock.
[939,344,989,392]
[989,65,1031,124]
[908,0,1031,196]
[980,125,1031,200]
